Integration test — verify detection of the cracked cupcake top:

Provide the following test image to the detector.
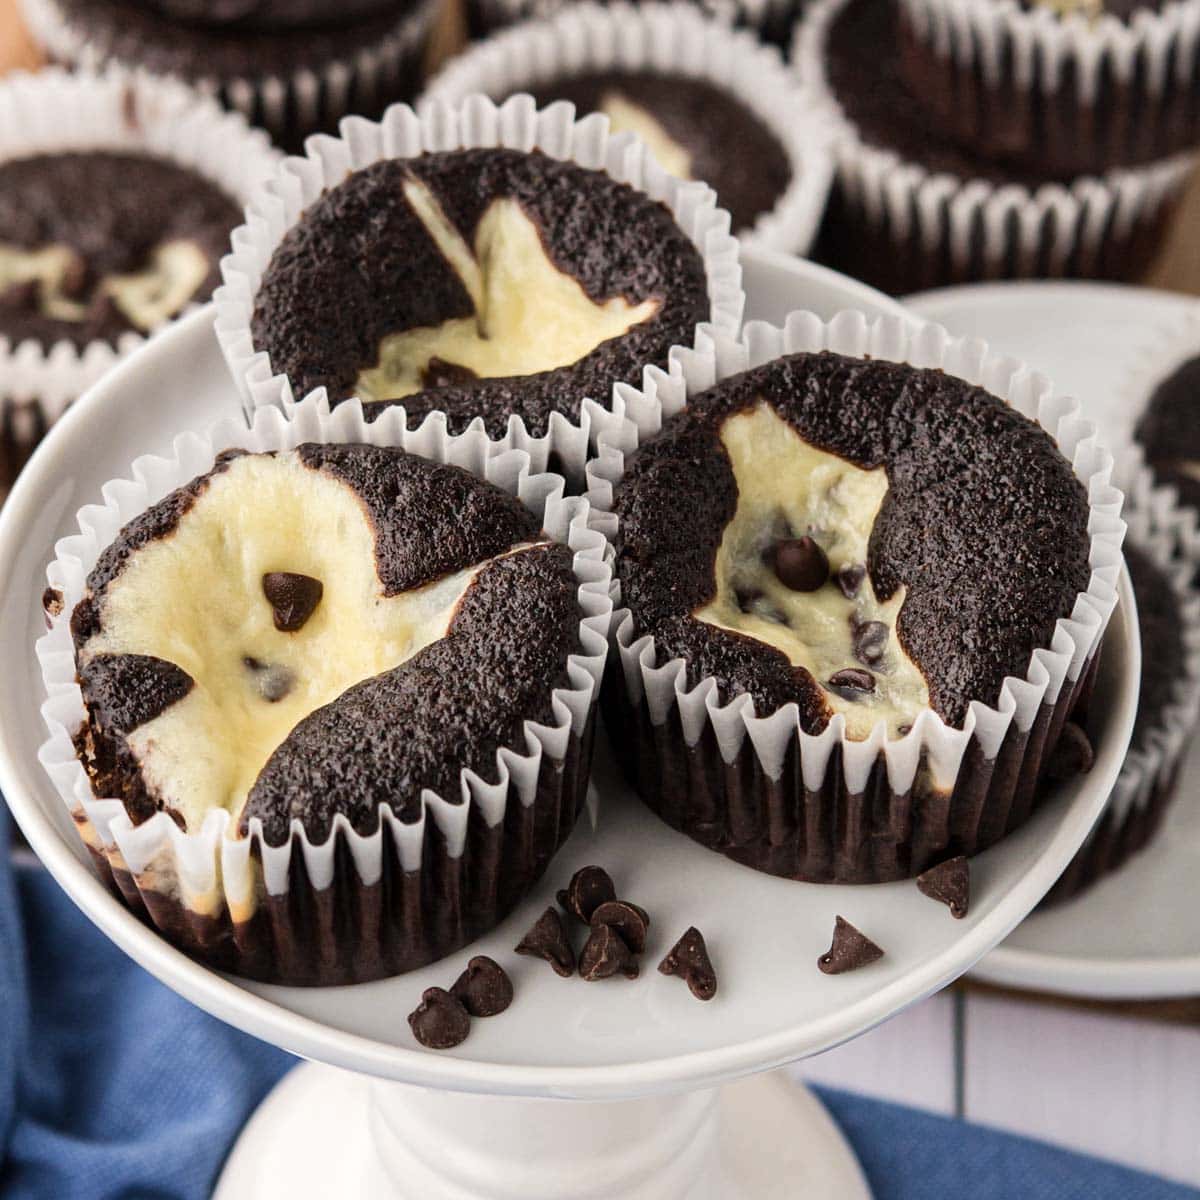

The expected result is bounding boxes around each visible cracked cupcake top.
[70,443,582,845]
[614,350,1092,736]
[250,147,711,438]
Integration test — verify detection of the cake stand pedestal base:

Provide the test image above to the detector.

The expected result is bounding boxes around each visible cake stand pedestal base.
[213,1063,870,1199]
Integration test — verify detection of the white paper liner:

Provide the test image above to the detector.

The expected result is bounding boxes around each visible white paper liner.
[793,0,1197,288]
[588,309,1124,826]
[1121,303,1200,465]
[214,92,744,483]
[421,2,835,255]
[19,0,439,152]
[897,0,1200,103]
[0,67,280,444]
[35,390,615,977]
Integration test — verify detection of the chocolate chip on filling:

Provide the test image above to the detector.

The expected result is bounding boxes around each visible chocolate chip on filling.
[355,176,661,405]
[692,402,930,739]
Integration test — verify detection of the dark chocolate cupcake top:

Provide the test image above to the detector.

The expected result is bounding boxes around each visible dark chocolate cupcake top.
[250,147,711,438]
[529,72,790,233]
[0,151,240,350]
[70,443,582,846]
[613,350,1093,735]
[1125,541,1187,755]
[1135,352,1200,515]
[137,0,407,29]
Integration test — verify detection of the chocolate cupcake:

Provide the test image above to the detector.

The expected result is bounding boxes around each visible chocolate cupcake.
[1133,325,1200,516]
[38,394,613,985]
[422,3,834,253]
[589,311,1123,884]
[216,95,743,482]
[0,69,278,507]
[1044,467,1200,903]
[896,0,1200,179]
[19,0,437,152]
[796,0,1196,293]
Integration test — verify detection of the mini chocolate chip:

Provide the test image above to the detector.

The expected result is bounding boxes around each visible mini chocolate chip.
[852,619,889,667]
[1045,722,1095,783]
[557,865,616,924]
[579,923,639,981]
[734,586,763,614]
[828,668,875,695]
[590,899,650,954]
[773,536,829,592]
[41,587,64,618]
[658,926,717,1001]
[515,907,575,977]
[836,563,866,599]
[422,357,478,389]
[262,571,323,633]
[916,856,970,919]
[0,279,40,312]
[450,955,513,1017]
[818,916,884,975]
[408,987,470,1049]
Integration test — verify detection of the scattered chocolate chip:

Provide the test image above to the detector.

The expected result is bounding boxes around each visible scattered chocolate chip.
[578,923,639,981]
[422,356,478,389]
[772,536,829,592]
[41,587,64,618]
[515,907,575,977]
[262,571,323,633]
[836,563,866,599]
[556,865,616,924]
[407,987,470,1049]
[818,916,884,975]
[242,656,294,703]
[450,955,513,1017]
[658,926,717,1001]
[590,899,650,954]
[0,279,41,313]
[734,586,763,614]
[916,856,970,919]
[1045,722,1095,783]
[828,668,876,695]
[851,619,889,667]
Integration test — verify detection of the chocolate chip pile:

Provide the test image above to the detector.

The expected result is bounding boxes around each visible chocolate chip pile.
[407,955,513,1050]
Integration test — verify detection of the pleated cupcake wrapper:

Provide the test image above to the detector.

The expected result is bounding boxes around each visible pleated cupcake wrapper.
[1045,452,1200,903]
[794,0,1197,290]
[35,390,615,984]
[896,0,1200,105]
[214,92,744,483]
[0,67,280,452]
[19,0,438,153]
[1122,303,1200,466]
[421,2,835,255]
[589,309,1125,883]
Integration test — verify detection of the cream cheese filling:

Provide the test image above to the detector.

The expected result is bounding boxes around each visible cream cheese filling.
[355,178,661,403]
[599,93,693,181]
[0,238,209,331]
[80,452,505,834]
[693,403,930,739]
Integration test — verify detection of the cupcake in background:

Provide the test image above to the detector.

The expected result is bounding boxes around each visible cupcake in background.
[796,0,1197,294]
[422,3,833,255]
[18,0,439,152]
[0,69,279,502]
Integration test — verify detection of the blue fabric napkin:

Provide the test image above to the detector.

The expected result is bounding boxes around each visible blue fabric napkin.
[1,809,1196,1199]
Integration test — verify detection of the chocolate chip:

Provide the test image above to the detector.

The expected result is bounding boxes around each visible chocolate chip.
[916,856,970,919]
[590,899,650,954]
[262,571,323,633]
[0,279,40,313]
[772,536,829,592]
[450,955,513,1017]
[242,656,294,703]
[1045,722,1095,783]
[852,619,889,667]
[556,865,616,924]
[734,586,763,614]
[578,923,639,981]
[407,987,470,1049]
[42,587,64,618]
[422,357,478,389]
[658,926,717,1001]
[515,907,575,977]
[828,668,875,695]
[818,916,884,974]
[836,563,866,599]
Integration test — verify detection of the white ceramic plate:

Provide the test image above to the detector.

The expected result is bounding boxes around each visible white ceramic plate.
[908,280,1200,1000]
[0,253,1136,1098]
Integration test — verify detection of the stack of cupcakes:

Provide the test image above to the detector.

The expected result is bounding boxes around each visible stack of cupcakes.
[18,0,439,151]
[796,0,1200,293]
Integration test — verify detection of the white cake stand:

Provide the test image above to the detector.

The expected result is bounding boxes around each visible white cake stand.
[0,252,1139,1198]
